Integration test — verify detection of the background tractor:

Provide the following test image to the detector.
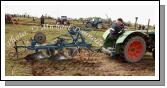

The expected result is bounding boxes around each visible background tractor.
[85,17,103,29]
[102,19,155,63]
[56,16,70,25]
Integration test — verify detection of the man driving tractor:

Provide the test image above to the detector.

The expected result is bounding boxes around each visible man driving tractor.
[110,18,128,38]
[102,18,128,57]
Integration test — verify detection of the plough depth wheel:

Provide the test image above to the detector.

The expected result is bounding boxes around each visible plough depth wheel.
[34,32,46,44]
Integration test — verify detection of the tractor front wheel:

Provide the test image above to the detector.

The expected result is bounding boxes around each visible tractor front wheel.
[122,36,146,63]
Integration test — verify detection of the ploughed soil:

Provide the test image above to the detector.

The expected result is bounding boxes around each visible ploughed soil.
[7,51,154,76]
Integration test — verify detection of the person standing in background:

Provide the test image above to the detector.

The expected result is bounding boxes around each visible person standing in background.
[40,15,44,27]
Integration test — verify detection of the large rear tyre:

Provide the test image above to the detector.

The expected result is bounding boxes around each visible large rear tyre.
[122,36,146,63]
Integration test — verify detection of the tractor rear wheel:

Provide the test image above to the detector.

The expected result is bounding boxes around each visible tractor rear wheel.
[121,36,146,63]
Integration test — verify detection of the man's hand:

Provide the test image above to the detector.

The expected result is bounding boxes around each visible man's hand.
[124,26,129,30]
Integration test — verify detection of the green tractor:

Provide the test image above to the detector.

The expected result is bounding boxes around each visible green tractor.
[56,16,70,25]
[85,17,103,29]
[102,20,155,63]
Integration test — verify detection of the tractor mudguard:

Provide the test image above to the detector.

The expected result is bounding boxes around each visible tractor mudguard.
[116,30,147,44]
[103,28,113,48]
[115,31,134,44]
[103,28,111,40]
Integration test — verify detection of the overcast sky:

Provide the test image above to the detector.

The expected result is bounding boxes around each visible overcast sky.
[5,4,156,25]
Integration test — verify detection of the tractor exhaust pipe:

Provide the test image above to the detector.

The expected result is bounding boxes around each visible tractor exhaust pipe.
[147,19,150,34]
[135,17,138,30]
